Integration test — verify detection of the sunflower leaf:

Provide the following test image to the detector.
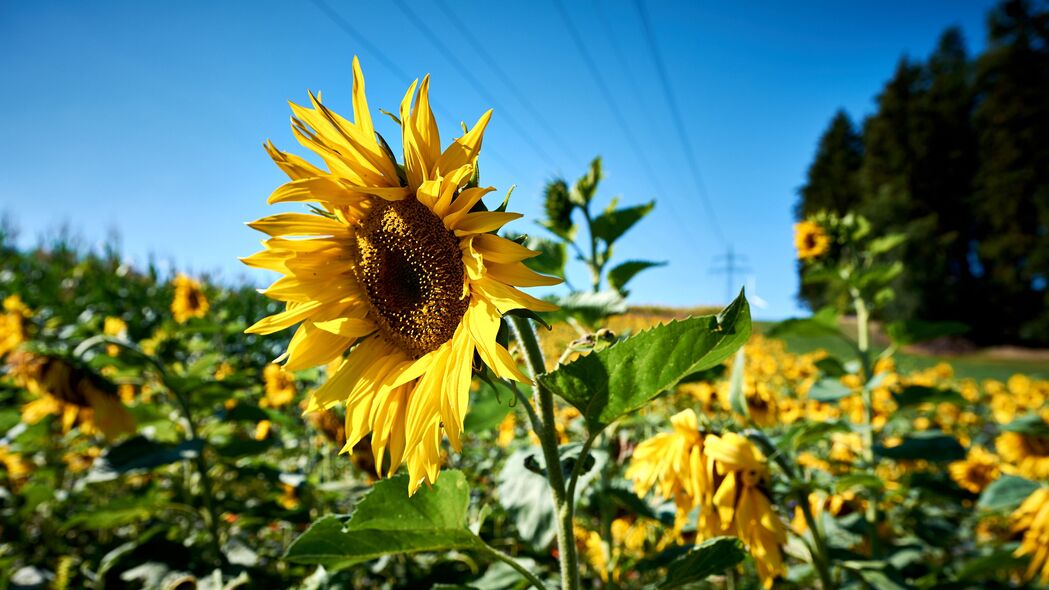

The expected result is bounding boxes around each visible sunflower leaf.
[590,201,655,245]
[284,471,483,570]
[539,290,751,430]
[607,260,665,296]
[977,475,1041,511]
[659,537,747,589]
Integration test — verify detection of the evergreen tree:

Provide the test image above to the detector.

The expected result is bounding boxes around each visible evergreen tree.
[972,0,1049,343]
[796,112,863,310]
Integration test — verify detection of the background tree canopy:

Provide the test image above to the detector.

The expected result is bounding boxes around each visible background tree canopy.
[797,0,1049,346]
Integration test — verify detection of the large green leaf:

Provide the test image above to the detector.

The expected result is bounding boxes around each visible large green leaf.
[284,471,483,570]
[659,537,746,589]
[539,291,750,430]
[608,260,665,295]
[1001,413,1049,436]
[591,201,654,245]
[977,475,1041,511]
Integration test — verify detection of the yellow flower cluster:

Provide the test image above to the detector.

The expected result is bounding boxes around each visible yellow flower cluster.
[1012,487,1049,584]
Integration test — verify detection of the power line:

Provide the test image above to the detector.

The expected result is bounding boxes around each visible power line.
[391,0,561,171]
[633,0,727,245]
[306,0,524,178]
[710,245,751,304]
[552,0,694,244]
[433,0,579,165]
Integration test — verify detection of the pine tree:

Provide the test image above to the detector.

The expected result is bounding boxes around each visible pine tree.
[972,0,1049,343]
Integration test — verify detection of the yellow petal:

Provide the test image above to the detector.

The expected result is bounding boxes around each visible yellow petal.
[486,261,562,287]
[247,213,346,238]
[453,211,522,235]
[473,234,540,264]
[436,109,492,176]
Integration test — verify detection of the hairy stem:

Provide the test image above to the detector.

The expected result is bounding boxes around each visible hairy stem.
[510,316,580,590]
[852,293,879,557]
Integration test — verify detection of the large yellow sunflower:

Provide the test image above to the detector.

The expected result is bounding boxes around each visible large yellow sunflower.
[244,57,559,494]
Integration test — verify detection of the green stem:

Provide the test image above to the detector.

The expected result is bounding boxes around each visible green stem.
[509,316,580,590]
[75,336,226,566]
[851,293,879,558]
[581,206,601,292]
[478,543,549,590]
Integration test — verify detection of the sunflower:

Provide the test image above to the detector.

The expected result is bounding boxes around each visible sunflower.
[1,295,30,358]
[103,316,128,356]
[626,409,708,510]
[1011,487,1049,584]
[171,273,209,323]
[948,446,1001,494]
[8,351,135,440]
[794,220,830,260]
[0,444,31,489]
[996,428,1049,480]
[243,57,558,494]
[262,363,296,408]
[705,432,787,589]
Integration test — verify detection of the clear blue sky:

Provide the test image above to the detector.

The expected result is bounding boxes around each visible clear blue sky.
[0,0,997,319]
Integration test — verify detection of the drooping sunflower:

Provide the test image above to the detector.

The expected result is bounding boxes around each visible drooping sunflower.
[996,428,1049,480]
[243,57,559,494]
[626,408,708,510]
[705,432,787,589]
[171,273,209,324]
[794,220,830,260]
[8,350,135,441]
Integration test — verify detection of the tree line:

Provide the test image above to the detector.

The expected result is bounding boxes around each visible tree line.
[798,0,1049,346]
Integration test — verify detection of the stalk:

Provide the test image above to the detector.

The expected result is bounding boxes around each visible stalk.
[509,317,580,590]
[851,294,879,557]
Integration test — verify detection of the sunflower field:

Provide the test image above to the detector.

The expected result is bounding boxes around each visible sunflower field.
[2,58,1049,590]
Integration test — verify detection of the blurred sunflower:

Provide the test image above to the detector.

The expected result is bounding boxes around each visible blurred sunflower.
[996,428,1049,480]
[626,409,709,511]
[0,444,31,489]
[171,273,209,323]
[794,220,829,260]
[1011,487,1049,584]
[103,316,127,356]
[244,57,558,494]
[9,351,135,440]
[262,363,296,408]
[948,446,1001,493]
[705,432,787,589]
[1,295,30,358]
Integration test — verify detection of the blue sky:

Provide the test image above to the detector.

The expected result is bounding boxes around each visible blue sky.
[0,0,997,319]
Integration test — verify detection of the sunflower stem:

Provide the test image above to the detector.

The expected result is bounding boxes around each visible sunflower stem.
[509,316,581,590]
[852,292,880,558]
[75,336,226,567]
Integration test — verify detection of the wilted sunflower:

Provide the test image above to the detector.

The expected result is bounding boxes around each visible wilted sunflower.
[627,408,708,510]
[794,220,830,260]
[1012,487,1049,584]
[9,351,135,440]
[705,432,787,589]
[243,57,558,494]
[171,273,209,323]
[996,428,1049,480]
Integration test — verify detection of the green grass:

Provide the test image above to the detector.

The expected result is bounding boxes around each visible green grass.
[754,321,1048,382]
